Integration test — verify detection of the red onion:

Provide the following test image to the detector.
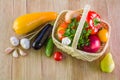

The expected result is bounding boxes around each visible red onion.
[83,35,100,53]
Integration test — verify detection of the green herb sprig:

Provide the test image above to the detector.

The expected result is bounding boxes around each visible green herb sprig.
[63,18,91,48]
[78,22,91,49]
[64,18,78,43]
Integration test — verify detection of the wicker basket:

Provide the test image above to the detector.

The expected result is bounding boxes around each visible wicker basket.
[52,7,111,62]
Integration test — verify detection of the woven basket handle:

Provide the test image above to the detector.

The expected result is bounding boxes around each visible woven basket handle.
[72,5,90,49]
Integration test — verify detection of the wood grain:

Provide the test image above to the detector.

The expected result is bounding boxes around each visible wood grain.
[0,0,120,80]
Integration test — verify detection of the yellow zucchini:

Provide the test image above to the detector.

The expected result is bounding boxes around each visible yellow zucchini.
[13,12,58,35]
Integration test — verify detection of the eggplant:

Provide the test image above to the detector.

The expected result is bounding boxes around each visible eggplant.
[32,24,53,50]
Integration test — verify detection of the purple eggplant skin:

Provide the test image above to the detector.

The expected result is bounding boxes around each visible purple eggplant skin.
[32,24,53,50]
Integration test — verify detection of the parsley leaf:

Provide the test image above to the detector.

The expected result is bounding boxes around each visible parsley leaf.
[63,18,78,46]
[78,22,91,48]
[84,21,88,28]
[63,18,91,48]
[64,28,71,36]
[71,29,76,35]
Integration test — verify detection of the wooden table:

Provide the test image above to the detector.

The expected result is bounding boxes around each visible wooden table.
[0,0,120,80]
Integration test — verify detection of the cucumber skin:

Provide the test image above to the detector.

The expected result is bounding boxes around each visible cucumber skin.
[45,37,54,57]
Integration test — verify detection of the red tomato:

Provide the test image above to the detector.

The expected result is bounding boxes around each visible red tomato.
[60,22,68,28]
[57,22,68,40]
[86,11,101,35]
[54,52,63,61]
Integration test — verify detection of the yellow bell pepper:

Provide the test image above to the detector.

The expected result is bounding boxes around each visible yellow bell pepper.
[13,12,58,35]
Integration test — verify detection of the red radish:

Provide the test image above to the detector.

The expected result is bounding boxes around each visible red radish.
[54,52,63,61]
[83,35,100,53]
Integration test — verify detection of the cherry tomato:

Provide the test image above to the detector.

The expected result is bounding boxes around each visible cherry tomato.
[57,22,68,40]
[60,22,68,28]
[57,29,65,40]
[54,52,63,61]
[86,11,101,35]
[98,28,108,42]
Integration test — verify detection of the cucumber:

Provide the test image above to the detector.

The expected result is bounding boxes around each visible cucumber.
[45,37,54,57]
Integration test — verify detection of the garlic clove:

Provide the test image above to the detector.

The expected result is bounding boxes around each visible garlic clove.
[20,38,30,49]
[62,37,71,45]
[12,49,19,58]
[5,47,14,54]
[18,48,27,56]
[10,36,19,46]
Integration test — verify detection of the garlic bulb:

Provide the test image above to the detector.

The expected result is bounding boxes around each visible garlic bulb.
[10,36,19,46]
[20,38,30,49]
[62,37,71,45]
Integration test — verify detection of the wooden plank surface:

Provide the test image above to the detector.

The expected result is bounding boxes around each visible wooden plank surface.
[0,0,120,80]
